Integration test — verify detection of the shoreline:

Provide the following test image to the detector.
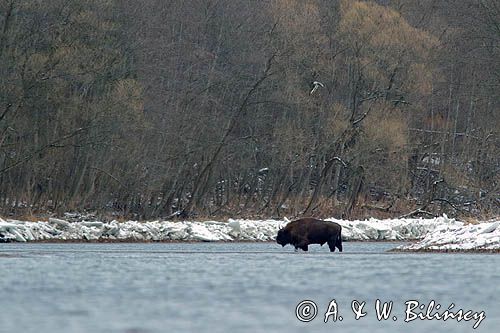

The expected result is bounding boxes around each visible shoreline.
[2,217,499,252]
[1,238,411,244]
[2,240,498,254]
[2,239,498,253]
[390,248,500,254]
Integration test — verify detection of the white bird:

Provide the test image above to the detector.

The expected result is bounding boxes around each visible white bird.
[310,81,325,95]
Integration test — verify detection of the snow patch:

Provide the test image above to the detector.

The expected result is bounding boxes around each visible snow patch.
[2,215,498,250]
[396,220,500,251]
[0,215,474,245]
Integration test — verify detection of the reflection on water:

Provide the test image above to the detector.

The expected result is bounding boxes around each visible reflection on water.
[1,242,498,333]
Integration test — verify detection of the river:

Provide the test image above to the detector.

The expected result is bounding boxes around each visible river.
[0,242,498,333]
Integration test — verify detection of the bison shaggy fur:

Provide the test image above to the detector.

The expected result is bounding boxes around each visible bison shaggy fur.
[276,218,342,252]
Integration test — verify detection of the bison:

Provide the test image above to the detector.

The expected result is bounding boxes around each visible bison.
[276,218,342,252]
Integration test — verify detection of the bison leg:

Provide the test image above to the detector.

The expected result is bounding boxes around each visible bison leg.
[327,240,336,252]
[295,240,309,252]
[336,235,343,252]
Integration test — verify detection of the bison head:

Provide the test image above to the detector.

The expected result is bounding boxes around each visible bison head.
[276,228,291,247]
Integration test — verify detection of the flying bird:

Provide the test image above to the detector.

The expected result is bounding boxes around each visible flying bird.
[310,81,325,95]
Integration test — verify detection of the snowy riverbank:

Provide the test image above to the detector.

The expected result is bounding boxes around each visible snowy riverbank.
[1,215,499,251]
[0,215,476,243]
[395,220,500,252]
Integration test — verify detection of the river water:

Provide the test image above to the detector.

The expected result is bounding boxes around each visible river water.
[0,242,498,333]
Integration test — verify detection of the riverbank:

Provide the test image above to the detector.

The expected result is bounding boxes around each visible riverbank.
[0,215,467,241]
[1,216,499,252]
[394,221,500,253]
[393,248,500,253]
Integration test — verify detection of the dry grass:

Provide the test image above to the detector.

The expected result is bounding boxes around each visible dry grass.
[14,214,47,223]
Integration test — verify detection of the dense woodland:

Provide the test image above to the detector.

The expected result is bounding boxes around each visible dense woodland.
[0,0,498,220]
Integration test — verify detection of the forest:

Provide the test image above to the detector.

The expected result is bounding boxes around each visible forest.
[0,0,498,220]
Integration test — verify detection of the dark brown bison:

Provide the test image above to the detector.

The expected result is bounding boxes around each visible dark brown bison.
[276,218,342,252]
